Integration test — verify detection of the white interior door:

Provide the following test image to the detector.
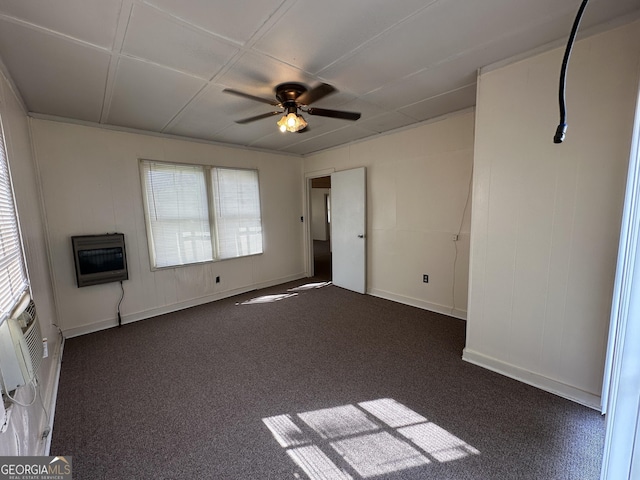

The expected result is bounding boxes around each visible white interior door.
[331,167,366,293]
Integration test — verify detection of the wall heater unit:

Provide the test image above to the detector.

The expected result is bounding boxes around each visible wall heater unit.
[0,293,43,394]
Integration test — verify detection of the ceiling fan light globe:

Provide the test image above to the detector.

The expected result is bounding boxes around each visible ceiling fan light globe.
[277,112,307,132]
[286,112,298,128]
[277,116,288,132]
[296,115,308,131]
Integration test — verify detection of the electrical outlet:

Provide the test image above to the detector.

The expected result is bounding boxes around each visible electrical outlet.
[452,234,459,241]
[423,274,429,283]
[215,276,220,284]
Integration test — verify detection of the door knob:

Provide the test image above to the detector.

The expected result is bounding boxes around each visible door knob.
[357,234,364,238]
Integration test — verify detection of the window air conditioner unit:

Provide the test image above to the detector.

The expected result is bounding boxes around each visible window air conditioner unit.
[0,293,43,394]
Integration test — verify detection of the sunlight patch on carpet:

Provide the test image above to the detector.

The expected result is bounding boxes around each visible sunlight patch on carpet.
[287,445,353,480]
[263,414,310,448]
[331,431,429,477]
[298,405,379,440]
[288,282,332,291]
[358,398,427,428]
[239,293,297,305]
[262,398,480,479]
[398,423,480,463]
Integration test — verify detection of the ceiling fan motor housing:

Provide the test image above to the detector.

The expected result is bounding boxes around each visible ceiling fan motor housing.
[275,82,308,105]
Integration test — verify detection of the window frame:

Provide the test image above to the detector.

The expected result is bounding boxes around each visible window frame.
[139,159,264,271]
[0,112,30,326]
[210,166,264,261]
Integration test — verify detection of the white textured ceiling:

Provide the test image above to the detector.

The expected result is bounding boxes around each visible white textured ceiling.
[0,0,638,155]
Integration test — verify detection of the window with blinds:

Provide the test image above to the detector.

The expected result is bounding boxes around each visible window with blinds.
[140,160,263,269]
[0,115,29,325]
[212,168,263,260]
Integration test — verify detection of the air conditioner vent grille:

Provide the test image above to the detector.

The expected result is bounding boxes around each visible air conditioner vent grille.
[22,302,43,378]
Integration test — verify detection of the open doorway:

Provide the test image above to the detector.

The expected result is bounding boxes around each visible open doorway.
[310,176,331,280]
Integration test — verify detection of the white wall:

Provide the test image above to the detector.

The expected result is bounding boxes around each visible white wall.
[0,70,61,455]
[304,111,474,318]
[311,188,330,241]
[464,20,640,408]
[30,120,305,336]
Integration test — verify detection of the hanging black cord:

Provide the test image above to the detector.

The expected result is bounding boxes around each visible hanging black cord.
[554,0,590,144]
[117,280,124,327]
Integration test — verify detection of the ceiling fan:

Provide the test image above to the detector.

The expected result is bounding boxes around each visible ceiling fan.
[222,82,361,133]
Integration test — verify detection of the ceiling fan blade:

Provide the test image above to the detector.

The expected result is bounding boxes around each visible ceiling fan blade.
[235,111,281,124]
[223,88,280,106]
[296,83,337,106]
[307,107,361,121]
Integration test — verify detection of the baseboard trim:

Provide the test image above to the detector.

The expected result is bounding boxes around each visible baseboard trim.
[368,288,467,320]
[462,348,602,410]
[63,273,307,338]
[44,336,64,455]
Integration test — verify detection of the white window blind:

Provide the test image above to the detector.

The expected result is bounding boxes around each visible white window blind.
[140,161,213,268]
[0,115,29,325]
[212,168,263,259]
[140,160,263,268]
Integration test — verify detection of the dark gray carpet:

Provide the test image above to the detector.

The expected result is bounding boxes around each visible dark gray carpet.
[51,280,604,479]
